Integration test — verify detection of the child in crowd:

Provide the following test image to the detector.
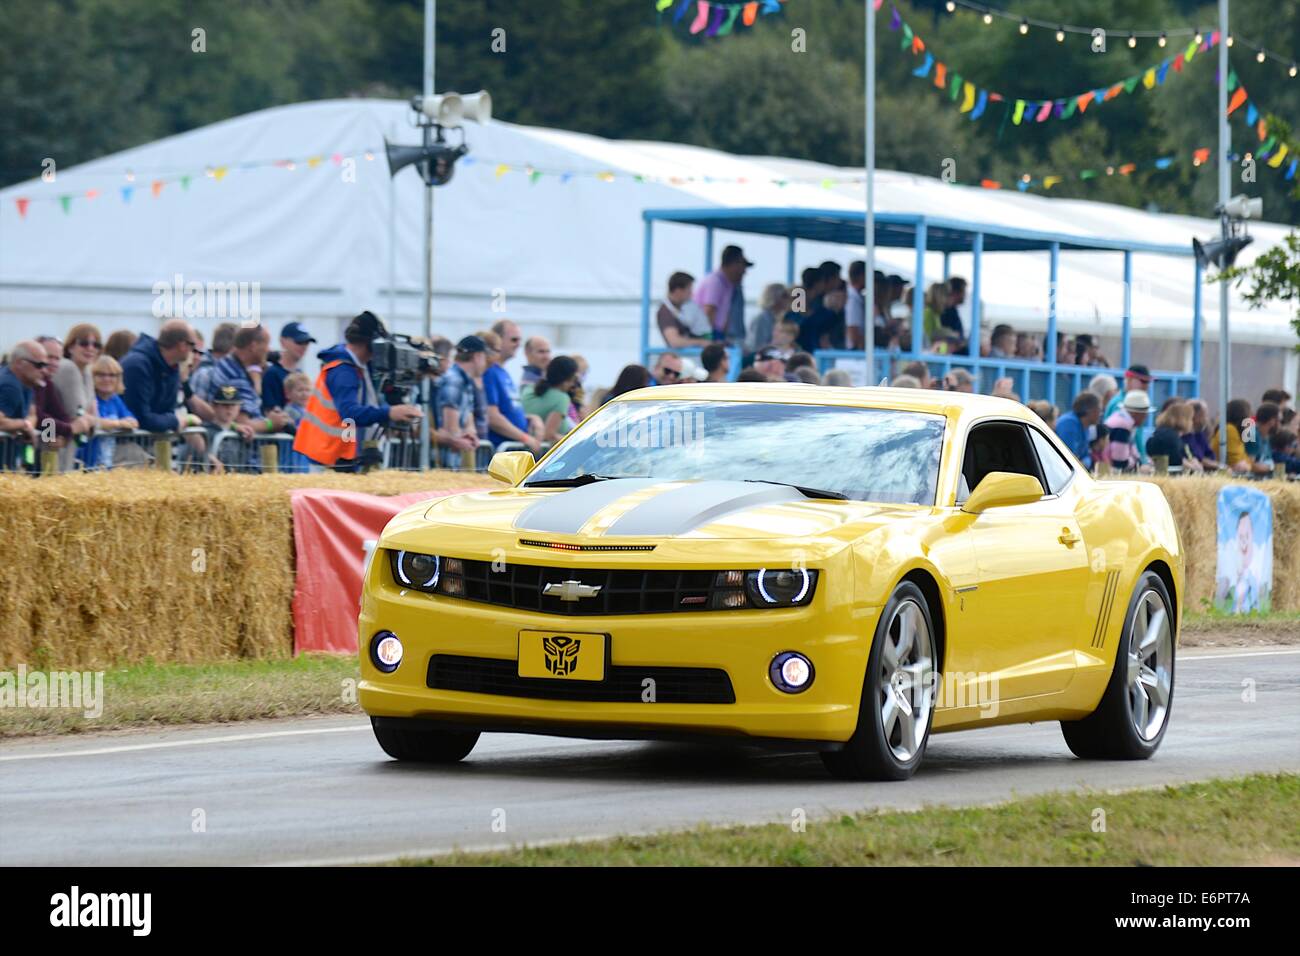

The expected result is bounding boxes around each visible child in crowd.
[770,318,800,361]
[1271,429,1299,475]
[82,354,138,469]
[280,372,315,473]
[205,384,252,473]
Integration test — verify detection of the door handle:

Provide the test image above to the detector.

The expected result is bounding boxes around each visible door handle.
[1058,529,1081,547]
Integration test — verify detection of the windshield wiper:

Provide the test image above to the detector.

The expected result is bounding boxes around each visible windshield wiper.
[523,473,622,488]
[744,479,848,500]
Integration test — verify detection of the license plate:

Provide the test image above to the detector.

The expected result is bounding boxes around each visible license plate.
[517,630,606,682]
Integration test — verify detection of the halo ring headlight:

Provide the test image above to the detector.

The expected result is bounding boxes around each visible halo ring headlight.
[395,550,440,589]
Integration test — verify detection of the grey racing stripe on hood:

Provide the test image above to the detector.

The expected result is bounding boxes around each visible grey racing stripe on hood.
[605,480,804,537]
[513,478,664,534]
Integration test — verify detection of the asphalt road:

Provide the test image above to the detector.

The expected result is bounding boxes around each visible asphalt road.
[2,647,1297,866]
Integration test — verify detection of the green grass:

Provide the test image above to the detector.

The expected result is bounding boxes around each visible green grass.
[0,654,361,738]
[1183,607,1300,633]
[398,773,1300,867]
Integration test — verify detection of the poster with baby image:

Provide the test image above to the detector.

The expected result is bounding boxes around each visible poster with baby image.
[1214,486,1273,615]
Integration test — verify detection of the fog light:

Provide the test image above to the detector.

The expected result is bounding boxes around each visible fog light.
[370,631,403,673]
[770,651,814,694]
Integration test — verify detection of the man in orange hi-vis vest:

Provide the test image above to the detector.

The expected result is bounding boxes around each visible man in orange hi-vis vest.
[293,311,423,470]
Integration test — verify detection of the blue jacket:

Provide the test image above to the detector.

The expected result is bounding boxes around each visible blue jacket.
[120,334,181,433]
[317,343,391,428]
[1055,410,1091,468]
[261,361,288,413]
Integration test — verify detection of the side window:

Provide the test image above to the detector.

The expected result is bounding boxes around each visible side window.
[959,422,1044,502]
[1029,427,1076,495]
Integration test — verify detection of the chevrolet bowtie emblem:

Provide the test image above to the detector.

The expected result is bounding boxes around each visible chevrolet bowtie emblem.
[543,580,602,602]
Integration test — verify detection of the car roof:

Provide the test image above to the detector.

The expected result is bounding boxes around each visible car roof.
[614,382,1037,423]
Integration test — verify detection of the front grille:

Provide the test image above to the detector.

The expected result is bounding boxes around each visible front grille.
[445,558,736,616]
[427,655,736,704]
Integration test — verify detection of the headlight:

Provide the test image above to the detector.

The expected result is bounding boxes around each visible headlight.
[746,568,817,607]
[393,550,440,589]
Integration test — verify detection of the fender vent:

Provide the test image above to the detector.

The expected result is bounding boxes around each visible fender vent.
[1092,571,1120,648]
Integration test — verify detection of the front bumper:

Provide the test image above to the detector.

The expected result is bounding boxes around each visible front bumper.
[358,556,877,744]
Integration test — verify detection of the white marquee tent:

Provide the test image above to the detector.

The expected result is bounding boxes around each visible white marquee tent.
[1,98,1295,392]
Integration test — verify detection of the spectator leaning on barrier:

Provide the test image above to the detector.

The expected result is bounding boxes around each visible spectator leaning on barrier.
[190,321,236,405]
[205,384,252,472]
[523,355,579,443]
[433,335,487,468]
[1246,402,1281,473]
[1211,398,1255,473]
[0,340,44,442]
[701,343,729,383]
[83,354,138,469]
[36,336,92,470]
[1147,401,1202,473]
[520,336,551,387]
[1105,389,1151,472]
[1088,373,1119,414]
[1271,428,1299,475]
[211,325,290,439]
[59,324,101,424]
[1184,398,1217,467]
[745,282,790,354]
[1055,391,1101,468]
[650,352,683,386]
[1106,363,1154,463]
[295,311,423,471]
[480,326,541,455]
[941,368,975,393]
[262,321,316,414]
[1261,388,1291,413]
[844,260,867,350]
[121,320,201,435]
[1028,399,1057,429]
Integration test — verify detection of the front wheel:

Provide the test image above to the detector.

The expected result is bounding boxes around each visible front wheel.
[822,581,937,781]
[371,717,480,763]
[1061,570,1175,760]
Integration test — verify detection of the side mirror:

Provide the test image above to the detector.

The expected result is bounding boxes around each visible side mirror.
[961,471,1044,514]
[487,450,534,486]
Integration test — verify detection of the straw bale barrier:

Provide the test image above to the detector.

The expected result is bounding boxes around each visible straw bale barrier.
[0,471,1294,669]
[0,471,495,669]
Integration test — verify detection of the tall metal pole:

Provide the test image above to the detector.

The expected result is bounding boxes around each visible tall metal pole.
[422,0,436,341]
[864,0,876,384]
[1217,0,1231,464]
[418,0,436,470]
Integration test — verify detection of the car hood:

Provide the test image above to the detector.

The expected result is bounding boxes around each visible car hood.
[420,479,921,543]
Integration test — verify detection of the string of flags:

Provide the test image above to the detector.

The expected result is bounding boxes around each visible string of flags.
[655,0,786,38]
[888,2,1216,127]
[938,0,1297,80]
[1226,67,1299,183]
[9,148,378,219]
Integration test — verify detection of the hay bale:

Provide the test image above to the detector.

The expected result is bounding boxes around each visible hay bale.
[0,470,496,669]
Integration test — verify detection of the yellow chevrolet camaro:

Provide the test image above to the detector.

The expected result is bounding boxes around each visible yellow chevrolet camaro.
[359,383,1182,780]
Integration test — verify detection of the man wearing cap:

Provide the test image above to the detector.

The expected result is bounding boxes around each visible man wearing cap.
[262,321,316,414]
[694,245,752,343]
[434,335,489,469]
[1104,389,1151,472]
[754,347,795,383]
[1105,363,1155,463]
[294,311,423,470]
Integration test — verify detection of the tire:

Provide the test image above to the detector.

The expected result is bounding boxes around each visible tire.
[1061,570,1176,760]
[822,581,938,781]
[371,717,480,763]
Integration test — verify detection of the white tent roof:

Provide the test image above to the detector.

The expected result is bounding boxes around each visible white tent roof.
[1,98,1293,384]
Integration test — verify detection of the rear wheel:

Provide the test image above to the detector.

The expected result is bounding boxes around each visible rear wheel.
[822,581,937,781]
[1061,570,1175,760]
[371,717,480,763]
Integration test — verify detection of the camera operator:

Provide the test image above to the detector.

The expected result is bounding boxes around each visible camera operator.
[293,311,422,470]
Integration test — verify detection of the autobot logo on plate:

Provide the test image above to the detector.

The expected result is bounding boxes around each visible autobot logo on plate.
[542,636,582,676]
[543,580,602,601]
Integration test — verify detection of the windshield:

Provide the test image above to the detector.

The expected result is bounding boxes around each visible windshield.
[524,400,946,505]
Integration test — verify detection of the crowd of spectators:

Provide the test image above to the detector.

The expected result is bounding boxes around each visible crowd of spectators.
[2,278,1296,480]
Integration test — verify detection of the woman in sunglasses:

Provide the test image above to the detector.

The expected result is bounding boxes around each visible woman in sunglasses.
[54,323,104,437]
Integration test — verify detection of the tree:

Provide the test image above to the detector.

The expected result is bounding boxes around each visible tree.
[1217,230,1300,350]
